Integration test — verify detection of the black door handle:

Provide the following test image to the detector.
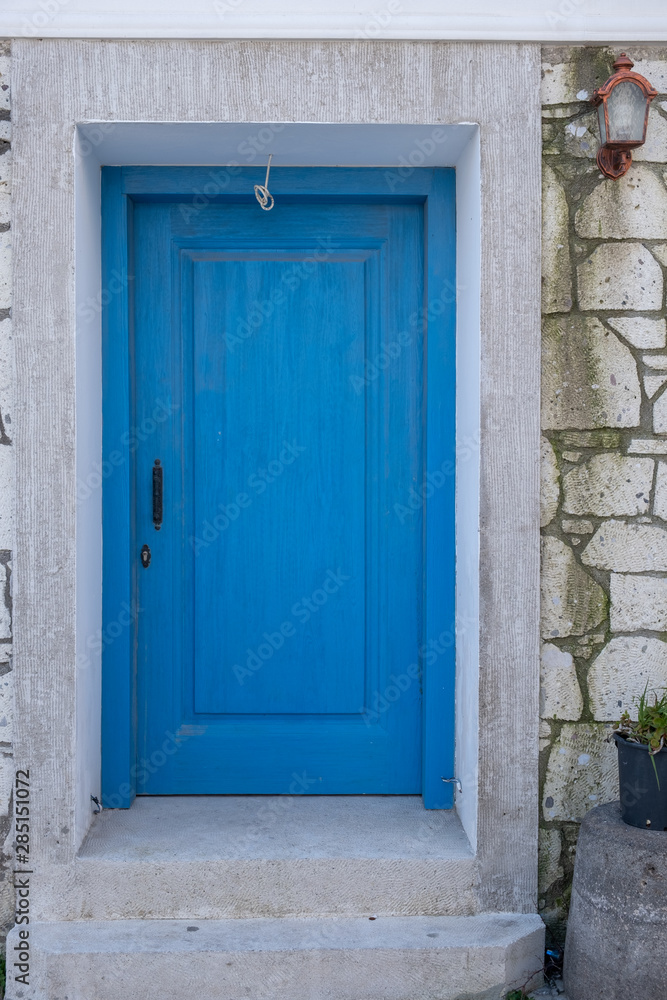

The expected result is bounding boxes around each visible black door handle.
[153,459,163,530]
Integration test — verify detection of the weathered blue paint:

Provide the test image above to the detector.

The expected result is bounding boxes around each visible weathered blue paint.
[100,167,136,809]
[102,167,455,806]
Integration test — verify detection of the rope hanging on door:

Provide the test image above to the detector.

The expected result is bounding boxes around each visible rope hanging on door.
[254,155,275,211]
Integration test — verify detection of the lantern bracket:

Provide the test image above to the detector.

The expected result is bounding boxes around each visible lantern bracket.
[596,148,633,180]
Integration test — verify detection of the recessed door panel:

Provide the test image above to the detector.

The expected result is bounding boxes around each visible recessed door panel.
[192,256,368,714]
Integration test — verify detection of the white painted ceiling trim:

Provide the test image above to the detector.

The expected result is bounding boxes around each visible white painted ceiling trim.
[3,1,667,42]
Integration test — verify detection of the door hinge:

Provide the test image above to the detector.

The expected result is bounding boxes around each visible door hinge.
[441,776,462,794]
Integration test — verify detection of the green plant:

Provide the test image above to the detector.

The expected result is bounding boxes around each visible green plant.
[613,686,667,788]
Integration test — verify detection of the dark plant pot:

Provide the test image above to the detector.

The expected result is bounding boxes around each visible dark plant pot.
[615,734,667,831]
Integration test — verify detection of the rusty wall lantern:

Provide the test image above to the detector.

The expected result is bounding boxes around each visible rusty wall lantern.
[591,53,657,179]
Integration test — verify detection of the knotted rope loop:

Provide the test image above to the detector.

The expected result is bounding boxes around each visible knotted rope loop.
[254,155,274,211]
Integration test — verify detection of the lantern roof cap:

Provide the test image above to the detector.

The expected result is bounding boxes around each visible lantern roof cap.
[613,53,634,72]
[591,52,658,105]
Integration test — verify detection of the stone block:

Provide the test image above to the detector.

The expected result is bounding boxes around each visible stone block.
[628,438,667,454]
[540,436,560,527]
[563,112,596,159]
[542,723,617,823]
[581,519,667,571]
[0,323,13,463]
[0,315,14,555]
[575,166,667,240]
[607,316,666,350]
[560,428,621,448]
[542,165,572,314]
[564,802,667,1000]
[588,635,667,719]
[0,314,13,395]
[542,316,640,430]
[633,105,667,162]
[541,62,579,105]
[540,643,583,720]
[562,453,653,516]
[0,747,13,820]
[0,557,10,640]
[653,460,667,520]
[560,430,621,448]
[610,573,667,632]
[654,388,667,434]
[538,828,563,895]
[0,148,11,200]
[631,56,667,95]
[0,668,12,759]
[542,104,582,119]
[0,229,10,311]
[652,243,667,267]
[576,243,662,311]
[539,719,552,753]
[541,536,606,638]
[644,374,667,399]
[562,519,593,534]
[0,52,8,117]
[0,446,13,551]
[642,353,667,368]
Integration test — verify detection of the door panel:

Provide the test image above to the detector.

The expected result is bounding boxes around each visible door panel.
[101,167,456,804]
[192,256,367,715]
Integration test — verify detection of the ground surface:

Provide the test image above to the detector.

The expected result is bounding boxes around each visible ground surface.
[528,979,568,999]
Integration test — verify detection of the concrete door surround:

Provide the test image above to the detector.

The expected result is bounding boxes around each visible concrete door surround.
[11,40,541,914]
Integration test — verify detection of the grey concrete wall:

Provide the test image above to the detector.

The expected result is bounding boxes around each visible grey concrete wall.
[8,38,541,913]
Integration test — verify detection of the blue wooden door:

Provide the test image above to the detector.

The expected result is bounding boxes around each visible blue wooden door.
[102,167,456,805]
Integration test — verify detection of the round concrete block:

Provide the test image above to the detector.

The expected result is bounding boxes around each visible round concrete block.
[563,801,667,999]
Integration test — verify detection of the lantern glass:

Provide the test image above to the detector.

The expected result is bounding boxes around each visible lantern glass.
[597,103,607,145]
[606,80,647,143]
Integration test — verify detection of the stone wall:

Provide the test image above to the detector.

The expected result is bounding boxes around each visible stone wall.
[0,38,13,932]
[540,45,667,941]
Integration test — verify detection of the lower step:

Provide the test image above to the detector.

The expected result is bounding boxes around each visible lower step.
[7,913,544,1000]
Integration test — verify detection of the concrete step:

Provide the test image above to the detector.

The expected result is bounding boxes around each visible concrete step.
[34,796,480,920]
[8,913,545,1000]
